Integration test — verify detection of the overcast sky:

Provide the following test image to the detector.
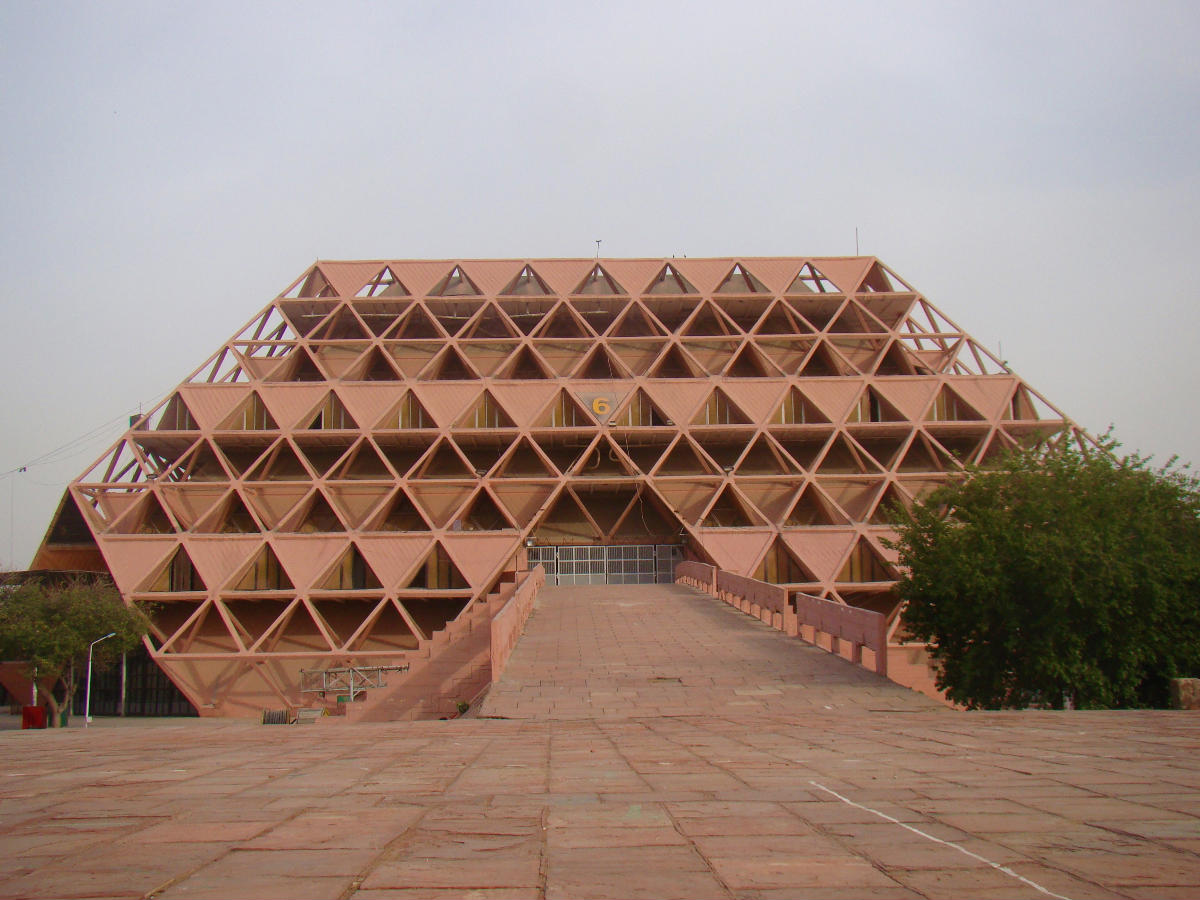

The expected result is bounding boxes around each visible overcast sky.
[1,1,1197,568]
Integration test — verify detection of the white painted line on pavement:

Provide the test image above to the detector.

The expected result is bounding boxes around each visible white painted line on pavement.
[809,780,1073,900]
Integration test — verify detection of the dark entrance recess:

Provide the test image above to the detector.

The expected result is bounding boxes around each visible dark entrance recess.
[71,643,197,717]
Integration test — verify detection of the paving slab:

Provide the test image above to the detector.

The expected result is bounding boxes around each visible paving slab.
[1,583,1199,898]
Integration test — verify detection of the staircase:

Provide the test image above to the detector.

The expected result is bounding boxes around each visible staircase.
[332,567,544,723]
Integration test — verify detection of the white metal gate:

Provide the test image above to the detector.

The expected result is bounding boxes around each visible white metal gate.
[528,545,683,586]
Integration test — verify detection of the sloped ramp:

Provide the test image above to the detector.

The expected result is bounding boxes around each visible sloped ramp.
[474,583,939,720]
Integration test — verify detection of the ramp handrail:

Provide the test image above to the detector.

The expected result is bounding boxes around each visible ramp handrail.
[675,561,715,592]
[792,591,888,677]
[342,565,547,723]
[676,562,888,678]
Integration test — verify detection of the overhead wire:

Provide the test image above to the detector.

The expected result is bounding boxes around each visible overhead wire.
[0,391,168,480]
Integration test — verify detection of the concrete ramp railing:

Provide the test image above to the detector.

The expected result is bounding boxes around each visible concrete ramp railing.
[676,561,888,678]
[676,560,716,594]
[342,565,545,723]
[490,564,546,682]
[792,591,889,678]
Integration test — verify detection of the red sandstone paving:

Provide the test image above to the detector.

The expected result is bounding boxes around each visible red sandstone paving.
[1039,850,1200,887]
[157,873,354,900]
[544,845,725,899]
[242,810,424,850]
[689,832,848,857]
[361,853,541,891]
[737,889,925,900]
[707,854,903,890]
[395,832,543,858]
[353,892,538,900]
[886,866,1104,899]
[2,584,1200,899]
[419,815,543,836]
[547,823,689,849]
[675,814,818,837]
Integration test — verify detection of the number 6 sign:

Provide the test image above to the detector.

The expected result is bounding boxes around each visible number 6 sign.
[576,392,618,421]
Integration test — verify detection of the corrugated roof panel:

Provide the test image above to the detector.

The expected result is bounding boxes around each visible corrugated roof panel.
[462,260,525,297]
[410,382,488,429]
[802,378,868,423]
[719,380,790,425]
[781,530,857,583]
[697,529,774,577]
[320,261,394,299]
[641,380,711,426]
[808,257,874,294]
[356,534,433,589]
[335,384,406,433]
[603,259,670,296]
[533,258,597,295]
[738,258,801,295]
[671,258,736,295]
[946,376,1020,420]
[388,260,458,298]
[270,535,347,591]
[178,385,253,430]
[97,536,176,596]
[257,384,330,432]
[872,379,940,422]
[185,535,262,592]
[441,532,522,589]
[488,382,561,429]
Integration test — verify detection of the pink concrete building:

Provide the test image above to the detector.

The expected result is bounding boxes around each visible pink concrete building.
[31,257,1079,716]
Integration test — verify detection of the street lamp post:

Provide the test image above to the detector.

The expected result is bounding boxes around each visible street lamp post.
[84,632,117,727]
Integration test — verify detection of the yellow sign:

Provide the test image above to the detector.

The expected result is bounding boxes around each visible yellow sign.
[576,391,619,422]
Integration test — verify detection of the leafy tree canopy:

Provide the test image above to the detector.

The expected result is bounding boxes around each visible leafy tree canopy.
[889,438,1200,709]
[0,578,152,722]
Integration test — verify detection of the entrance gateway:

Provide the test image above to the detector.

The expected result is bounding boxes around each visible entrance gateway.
[528,544,683,586]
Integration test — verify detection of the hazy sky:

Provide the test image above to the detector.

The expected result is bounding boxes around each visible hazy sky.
[1,1,1197,568]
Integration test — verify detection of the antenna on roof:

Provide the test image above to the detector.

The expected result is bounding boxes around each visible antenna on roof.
[855,227,860,255]
[595,240,601,258]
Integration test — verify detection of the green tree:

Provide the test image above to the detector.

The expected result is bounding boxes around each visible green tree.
[889,439,1200,709]
[0,578,152,726]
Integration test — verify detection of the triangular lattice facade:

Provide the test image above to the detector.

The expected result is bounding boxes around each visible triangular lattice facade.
[34,257,1080,715]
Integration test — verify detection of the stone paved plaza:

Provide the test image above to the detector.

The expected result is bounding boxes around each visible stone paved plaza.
[2,584,1199,899]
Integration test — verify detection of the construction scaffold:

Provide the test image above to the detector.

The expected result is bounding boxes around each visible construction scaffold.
[299,665,410,702]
